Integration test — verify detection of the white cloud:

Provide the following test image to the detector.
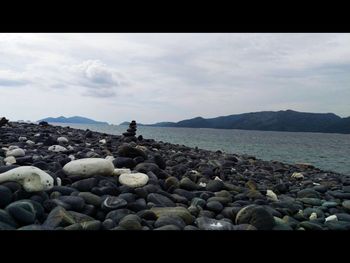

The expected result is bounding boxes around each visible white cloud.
[0,33,350,123]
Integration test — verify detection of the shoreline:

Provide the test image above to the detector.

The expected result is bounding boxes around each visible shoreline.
[0,121,350,230]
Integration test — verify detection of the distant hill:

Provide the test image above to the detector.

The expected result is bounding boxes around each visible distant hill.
[119,121,145,126]
[38,116,108,125]
[145,110,350,134]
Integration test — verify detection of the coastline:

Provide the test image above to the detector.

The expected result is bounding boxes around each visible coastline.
[1,121,350,230]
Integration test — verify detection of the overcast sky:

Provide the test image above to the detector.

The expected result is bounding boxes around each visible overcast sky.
[0,33,349,124]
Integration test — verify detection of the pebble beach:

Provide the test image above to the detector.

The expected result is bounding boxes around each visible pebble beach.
[1,120,350,230]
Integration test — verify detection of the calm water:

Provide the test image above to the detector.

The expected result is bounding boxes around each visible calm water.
[52,123,350,175]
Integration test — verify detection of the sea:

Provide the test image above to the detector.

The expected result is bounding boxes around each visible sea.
[51,123,350,175]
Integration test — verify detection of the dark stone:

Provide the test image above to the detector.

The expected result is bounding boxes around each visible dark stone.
[153,154,166,170]
[179,177,200,191]
[80,220,101,230]
[297,189,321,199]
[206,180,225,192]
[173,189,195,201]
[102,218,115,230]
[191,197,206,208]
[0,165,20,174]
[299,221,324,230]
[5,200,43,226]
[325,221,350,230]
[71,178,98,192]
[78,192,102,206]
[235,205,275,230]
[206,201,224,213]
[127,198,147,212]
[164,177,180,191]
[113,157,136,169]
[154,215,186,229]
[101,196,127,211]
[133,156,145,164]
[137,210,158,220]
[0,209,17,227]
[272,183,288,194]
[0,186,12,208]
[117,144,147,159]
[313,185,328,193]
[0,182,21,192]
[118,193,136,203]
[134,187,148,198]
[154,224,181,230]
[32,161,49,170]
[147,193,176,207]
[105,209,133,224]
[336,213,350,222]
[0,222,16,230]
[135,162,160,175]
[15,156,33,165]
[58,196,85,211]
[50,186,76,195]
[119,214,142,230]
[43,206,76,228]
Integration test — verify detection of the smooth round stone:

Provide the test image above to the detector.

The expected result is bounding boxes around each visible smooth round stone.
[180,177,200,191]
[137,210,158,220]
[78,192,102,207]
[154,215,186,229]
[335,213,350,222]
[235,205,275,230]
[135,163,160,175]
[272,183,288,194]
[119,173,149,188]
[63,158,115,178]
[102,219,115,230]
[0,186,12,208]
[154,224,181,230]
[151,207,194,224]
[48,145,67,152]
[313,185,328,193]
[134,187,148,199]
[119,214,142,230]
[342,200,350,211]
[113,168,131,176]
[325,221,350,230]
[173,189,195,201]
[0,209,17,227]
[322,201,339,208]
[117,144,147,159]
[57,137,69,144]
[102,196,127,211]
[6,148,25,158]
[206,180,225,192]
[128,198,147,212]
[113,157,136,169]
[206,201,224,213]
[5,200,41,225]
[32,161,49,171]
[153,154,166,170]
[297,198,322,206]
[50,186,76,195]
[297,189,321,199]
[4,156,16,165]
[106,209,133,224]
[147,193,175,207]
[71,178,98,192]
[164,176,180,191]
[58,196,85,211]
[207,196,232,205]
[196,216,235,230]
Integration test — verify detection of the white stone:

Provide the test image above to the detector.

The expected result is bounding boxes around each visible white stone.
[6,148,25,157]
[37,142,43,146]
[48,145,67,152]
[135,145,148,152]
[4,156,16,165]
[152,148,159,151]
[325,215,338,222]
[26,140,35,146]
[56,177,62,186]
[99,139,106,144]
[266,190,278,201]
[309,212,317,220]
[119,172,149,188]
[85,143,91,147]
[67,145,74,150]
[18,136,27,142]
[68,155,75,161]
[113,168,131,176]
[214,176,223,181]
[105,156,115,162]
[57,136,69,144]
[0,166,54,192]
[199,182,207,187]
[291,172,304,179]
[63,158,115,178]
[34,133,41,137]
[312,182,321,186]
[8,145,19,150]
[190,170,200,175]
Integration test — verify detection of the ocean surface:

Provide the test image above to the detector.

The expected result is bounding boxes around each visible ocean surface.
[51,123,350,175]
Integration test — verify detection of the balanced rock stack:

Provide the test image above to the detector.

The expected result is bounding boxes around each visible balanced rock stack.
[122,120,137,138]
[0,117,9,128]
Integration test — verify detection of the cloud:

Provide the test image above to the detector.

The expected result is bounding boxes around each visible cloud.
[0,70,29,87]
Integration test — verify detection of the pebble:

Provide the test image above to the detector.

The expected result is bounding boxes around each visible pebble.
[119,173,149,188]
[0,186,13,208]
[6,148,25,157]
[48,145,67,152]
[119,214,142,230]
[235,205,275,230]
[63,158,115,178]
[102,196,127,211]
[206,201,224,213]
[342,200,350,211]
[151,207,194,224]
[196,217,235,230]
[206,180,225,192]
[147,193,175,207]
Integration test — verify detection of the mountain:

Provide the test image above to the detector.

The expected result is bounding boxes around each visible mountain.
[38,116,109,125]
[146,110,350,134]
[119,121,146,126]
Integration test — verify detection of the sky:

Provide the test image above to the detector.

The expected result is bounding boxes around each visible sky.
[0,33,349,124]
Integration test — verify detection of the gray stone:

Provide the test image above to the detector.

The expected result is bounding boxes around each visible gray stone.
[196,216,235,230]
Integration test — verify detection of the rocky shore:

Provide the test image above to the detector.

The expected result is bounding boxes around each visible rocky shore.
[1,120,350,230]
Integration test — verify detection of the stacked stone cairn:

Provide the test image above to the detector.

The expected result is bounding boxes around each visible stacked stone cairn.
[0,117,9,128]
